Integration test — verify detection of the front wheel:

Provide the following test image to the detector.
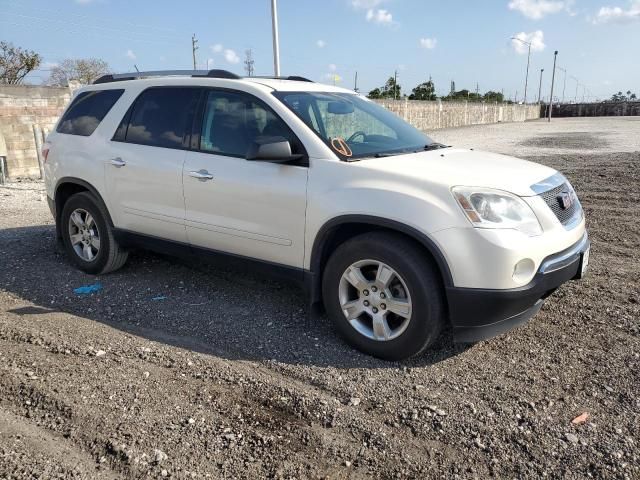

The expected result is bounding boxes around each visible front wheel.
[322,232,445,360]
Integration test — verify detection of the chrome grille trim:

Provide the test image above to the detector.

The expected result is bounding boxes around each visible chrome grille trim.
[532,174,583,229]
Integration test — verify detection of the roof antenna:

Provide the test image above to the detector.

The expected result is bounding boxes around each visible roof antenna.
[134,64,140,72]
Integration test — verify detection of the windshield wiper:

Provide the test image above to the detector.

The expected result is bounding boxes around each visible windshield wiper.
[374,151,399,158]
[422,143,450,151]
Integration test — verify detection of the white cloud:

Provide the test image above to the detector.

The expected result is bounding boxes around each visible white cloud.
[159,55,166,62]
[419,37,437,49]
[224,49,240,64]
[511,30,546,54]
[328,63,337,71]
[316,40,326,48]
[210,43,223,53]
[125,49,136,60]
[366,8,393,24]
[351,0,384,9]
[508,0,567,19]
[593,1,640,23]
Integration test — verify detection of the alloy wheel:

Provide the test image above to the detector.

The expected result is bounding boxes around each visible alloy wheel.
[338,259,412,341]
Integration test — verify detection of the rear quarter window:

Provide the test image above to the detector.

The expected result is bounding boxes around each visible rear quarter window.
[57,89,124,136]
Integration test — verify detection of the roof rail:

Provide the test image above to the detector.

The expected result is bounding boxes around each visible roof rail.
[250,75,314,83]
[93,69,241,84]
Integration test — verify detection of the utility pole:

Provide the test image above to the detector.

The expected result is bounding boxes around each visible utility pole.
[394,70,398,100]
[548,50,558,122]
[354,71,359,93]
[537,68,544,103]
[511,37,532,104]
[557,66,567,104]
[571,76,579,103]
[244,49,255,76]
[476,82,479,98]
[271,0,281,76]
[191,34,199,70]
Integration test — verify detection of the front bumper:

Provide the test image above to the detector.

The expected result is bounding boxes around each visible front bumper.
[448,232,589,343]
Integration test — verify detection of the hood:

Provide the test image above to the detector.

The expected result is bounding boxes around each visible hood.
[356,148,557,197]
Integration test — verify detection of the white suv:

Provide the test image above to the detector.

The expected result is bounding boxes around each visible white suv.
[43,70,589,360]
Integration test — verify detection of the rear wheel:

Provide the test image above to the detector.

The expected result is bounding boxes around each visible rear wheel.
[322,232,445,360]
[60,192,128,274]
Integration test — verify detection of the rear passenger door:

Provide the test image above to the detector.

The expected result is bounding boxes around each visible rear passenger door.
[182,89,308,269]
[105,87,200,242]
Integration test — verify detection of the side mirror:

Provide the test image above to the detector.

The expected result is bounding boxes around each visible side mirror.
[246,136,303,163]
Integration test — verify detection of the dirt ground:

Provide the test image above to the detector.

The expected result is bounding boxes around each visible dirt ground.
[0,118,638,479]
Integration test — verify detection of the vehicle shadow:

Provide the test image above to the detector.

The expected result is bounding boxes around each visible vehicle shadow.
[0,225,473,369]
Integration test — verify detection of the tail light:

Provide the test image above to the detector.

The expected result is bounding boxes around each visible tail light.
[42,143,50,163]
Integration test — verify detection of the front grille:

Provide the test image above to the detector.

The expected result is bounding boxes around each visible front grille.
[539,182,581,226]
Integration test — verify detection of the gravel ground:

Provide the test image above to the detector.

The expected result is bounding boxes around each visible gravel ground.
[0,118,638,479]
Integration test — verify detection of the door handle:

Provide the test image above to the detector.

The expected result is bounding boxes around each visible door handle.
[189,169,214,181]
[110,157,126,167]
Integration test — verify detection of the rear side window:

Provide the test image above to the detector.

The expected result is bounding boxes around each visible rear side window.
[122,87,199,149]
[57,89,124,136]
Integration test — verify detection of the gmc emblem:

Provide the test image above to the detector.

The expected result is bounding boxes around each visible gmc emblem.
[557,191,573,210]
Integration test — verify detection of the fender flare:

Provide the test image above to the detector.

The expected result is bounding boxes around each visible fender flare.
[54,177,115,227]
[308,214,454,303]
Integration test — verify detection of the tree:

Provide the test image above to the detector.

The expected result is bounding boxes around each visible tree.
[382,76,401,99]
[610,90,637,102]
[409,78,436,101]
[367,87,383,99]
[483,90,504,103]
[0,42,42,84]
[48,58,111,86]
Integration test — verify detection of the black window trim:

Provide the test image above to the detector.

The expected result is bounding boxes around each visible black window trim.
[111,85,203,152]
[57,88,125,137]
[190,86,309,167]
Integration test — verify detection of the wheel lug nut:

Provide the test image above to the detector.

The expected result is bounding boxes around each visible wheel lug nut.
[380,303,386,310]
[363,300,370,307]
[371,286,378,292]
[363,290,369,296]
[372,307,379,314]
[380,292,386,299]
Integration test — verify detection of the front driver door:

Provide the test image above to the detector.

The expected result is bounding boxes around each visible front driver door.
[183,89,308,269]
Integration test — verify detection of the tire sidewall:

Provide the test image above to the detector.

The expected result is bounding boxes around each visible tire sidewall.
[60,193,111,275]
[323,234,443,360]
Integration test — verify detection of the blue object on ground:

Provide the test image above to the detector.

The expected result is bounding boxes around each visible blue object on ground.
[73,283,102,295]
[151,295,167,301]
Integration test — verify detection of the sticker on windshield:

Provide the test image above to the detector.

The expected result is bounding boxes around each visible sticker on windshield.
[330,137,353,157]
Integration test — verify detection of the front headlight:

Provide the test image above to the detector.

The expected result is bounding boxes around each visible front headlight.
[452,186,542,236]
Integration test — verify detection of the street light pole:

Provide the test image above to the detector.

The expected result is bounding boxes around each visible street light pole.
[537,68,544,103]
[270,0,281,76]
[511,37,532,104]
[548,50,558,122]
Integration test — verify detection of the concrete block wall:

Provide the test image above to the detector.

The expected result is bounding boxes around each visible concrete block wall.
[551,101,640,117]
[374,99,541,131]
[0,85,71,178]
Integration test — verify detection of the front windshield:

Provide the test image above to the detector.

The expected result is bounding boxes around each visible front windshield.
[273,92,434,160]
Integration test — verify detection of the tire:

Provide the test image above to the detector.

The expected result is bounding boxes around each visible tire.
[60,191,128,275]
[322,231,445,360]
